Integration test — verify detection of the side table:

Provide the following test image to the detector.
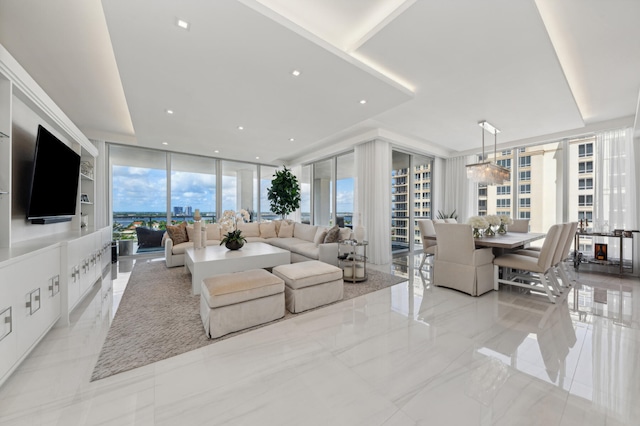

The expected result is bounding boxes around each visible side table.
[337,240,368,282]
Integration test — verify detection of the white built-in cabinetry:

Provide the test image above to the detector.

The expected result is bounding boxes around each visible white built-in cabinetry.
[0,43,109,387]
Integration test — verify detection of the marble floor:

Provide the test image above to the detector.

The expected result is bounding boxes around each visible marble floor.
[0,254,639,425]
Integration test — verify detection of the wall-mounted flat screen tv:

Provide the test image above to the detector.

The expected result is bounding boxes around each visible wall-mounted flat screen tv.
[26,125,81,224]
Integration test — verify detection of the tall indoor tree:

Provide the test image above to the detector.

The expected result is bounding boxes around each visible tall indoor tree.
[267,166,301,219]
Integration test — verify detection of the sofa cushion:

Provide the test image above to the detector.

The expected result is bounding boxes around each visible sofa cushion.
[135,227,164,248]
[293,222,318,242]
[278,221,294,238]
[166,222,189,245]
[259,222,277,238]
[206,223,222,240]
[268,237,305,250]
[323,225,340,243]
[186,225,195,241]
[245,236,267,243]
[289,242,320,260]
[339,227,351,241]
[313,227,328,246]
[238,222,260,237]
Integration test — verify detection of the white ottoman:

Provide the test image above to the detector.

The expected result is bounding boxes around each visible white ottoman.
[200,269,285,338]
[272,261,343,313]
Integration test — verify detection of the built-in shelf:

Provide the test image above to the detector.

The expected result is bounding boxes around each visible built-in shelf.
[0,131,8,138]
[80,173,94,181]
[80,201,93,205]
[0,191,8,195]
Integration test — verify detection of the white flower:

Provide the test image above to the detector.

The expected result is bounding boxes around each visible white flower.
[468,216,489,229]
[485,215,501,226]
[499,215,513,225]
[219,209,251,234]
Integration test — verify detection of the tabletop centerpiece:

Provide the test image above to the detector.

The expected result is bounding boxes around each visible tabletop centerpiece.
[219,209,250,250]
[498,215,513,235]
[468,216,489,238]
[484,215,501,237]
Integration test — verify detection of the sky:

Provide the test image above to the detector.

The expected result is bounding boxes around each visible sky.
[112,166,354,213]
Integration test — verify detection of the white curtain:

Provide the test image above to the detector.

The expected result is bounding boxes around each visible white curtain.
[593,128,636,230]
[593,128,636,271]
[355,140,391,265]
[444,155,477,222]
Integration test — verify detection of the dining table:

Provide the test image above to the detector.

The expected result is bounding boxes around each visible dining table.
[473,232,546,250]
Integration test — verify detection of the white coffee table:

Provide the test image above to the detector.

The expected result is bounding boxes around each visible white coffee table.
[185,242,290,295]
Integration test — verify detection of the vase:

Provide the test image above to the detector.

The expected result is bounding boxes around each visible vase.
[225,240,244,250]
[473,228,482,238]
[497,223,507,235]
[485,225,495,237]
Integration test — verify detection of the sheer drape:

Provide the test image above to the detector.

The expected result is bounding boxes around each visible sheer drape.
[444,155,477,222]
[594,128,636,230]
[355,140,391,265]
[593,128,636,270]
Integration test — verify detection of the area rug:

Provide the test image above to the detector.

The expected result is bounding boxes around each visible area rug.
[91,260,406,381]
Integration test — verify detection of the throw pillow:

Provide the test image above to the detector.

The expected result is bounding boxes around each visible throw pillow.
[313,227,328,246]
[237,222,260,237]
[339,227,352,241]
[185,225,195,242]
[166,222,189,245]
[323,225,340,243]
[278,220,294,238]
[259,222,277,239]
[135,227,164,248]
[206,223,221,240]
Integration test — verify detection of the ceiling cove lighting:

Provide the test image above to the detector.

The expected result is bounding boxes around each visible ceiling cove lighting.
[466,120,511,185]
[176,19,190,30]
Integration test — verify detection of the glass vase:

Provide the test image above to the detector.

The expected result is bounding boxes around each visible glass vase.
[485,225,495,237]
[497,223,507,235]
[473,228,482,238]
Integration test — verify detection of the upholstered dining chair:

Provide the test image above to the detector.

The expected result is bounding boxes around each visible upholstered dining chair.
[433,223,495,296]
[509,219,530,233]
[417,219,437,270]
[493,223,563,303]
[516,222,578,291]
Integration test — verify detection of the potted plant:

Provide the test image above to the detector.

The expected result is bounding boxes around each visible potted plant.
[220,229,247,250]
[267,166,301,219]
[219,209,250,250]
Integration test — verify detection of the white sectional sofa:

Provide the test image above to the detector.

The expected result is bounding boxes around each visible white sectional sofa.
[164,221,352,268]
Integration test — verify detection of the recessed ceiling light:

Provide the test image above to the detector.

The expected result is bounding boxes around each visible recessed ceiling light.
[289,138,295,142]
[237,126,244,130]
[166,109,174,114]
[291,70,301,77]
[162,142,168,145]
[359,99,367,105]
[176,19,190,30]
[214,150,219,153]
[256,156,260,160]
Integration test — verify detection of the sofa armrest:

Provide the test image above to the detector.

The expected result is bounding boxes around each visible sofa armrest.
[164,237,175,267]
[318,242,339,266]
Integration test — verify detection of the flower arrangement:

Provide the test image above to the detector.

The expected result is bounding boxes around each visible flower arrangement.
[498,215,512,234]
[468,216,489,238]
[219,209,250,249]
[219,209,250,234]
[468,216,489,229]
[485,215,501,227]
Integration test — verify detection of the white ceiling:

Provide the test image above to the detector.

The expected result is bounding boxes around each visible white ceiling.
[0,0,638,165]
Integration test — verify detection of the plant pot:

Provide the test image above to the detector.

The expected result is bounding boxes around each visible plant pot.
[225,240,244,250]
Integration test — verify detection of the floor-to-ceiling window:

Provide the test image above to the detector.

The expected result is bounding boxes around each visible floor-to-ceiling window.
[300,165,311,224]
[170,154,216,224]
[259,165,277,221]
[221,160,257,221]
[313,159,333,226]
[336,152,354,227]
[110,145,167,240]
[391,151,434,254]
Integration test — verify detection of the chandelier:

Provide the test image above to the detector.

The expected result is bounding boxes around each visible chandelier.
[466,120,511,185]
